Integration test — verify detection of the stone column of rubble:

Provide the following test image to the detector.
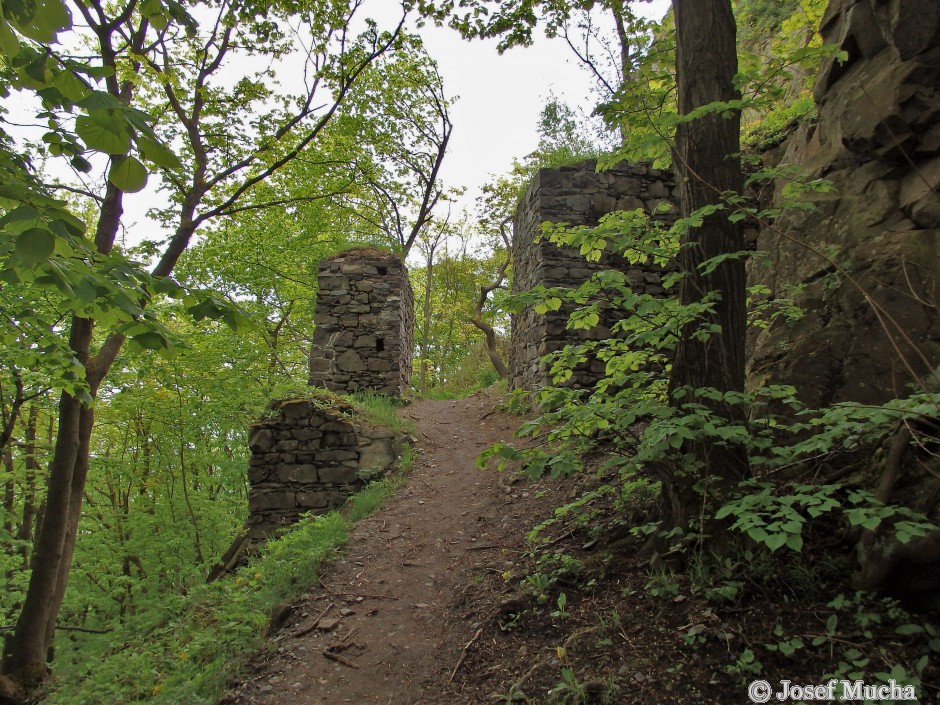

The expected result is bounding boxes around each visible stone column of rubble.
[308,248,414,396]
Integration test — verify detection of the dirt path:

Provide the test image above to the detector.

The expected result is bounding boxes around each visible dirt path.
[226,392,535,705]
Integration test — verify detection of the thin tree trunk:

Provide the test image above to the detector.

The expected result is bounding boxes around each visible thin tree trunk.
[471,316,509,380]
[662,0,750,528]
[471,219,512,380]
[16,405,40,565]
[2,448,16,600]
[421,257,434,392]
[41,405,95,659]
[176,384,204,564]
[2,181,124,683]
[2,343,87,682]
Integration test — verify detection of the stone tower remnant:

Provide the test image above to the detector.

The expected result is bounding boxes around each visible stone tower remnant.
[308,247,414,396]
[509,160,679,393]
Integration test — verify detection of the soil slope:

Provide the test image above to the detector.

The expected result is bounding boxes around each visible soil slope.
[225,392,541,705]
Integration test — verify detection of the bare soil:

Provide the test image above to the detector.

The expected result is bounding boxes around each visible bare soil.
[224,391,545,705]
[224,390,940,705]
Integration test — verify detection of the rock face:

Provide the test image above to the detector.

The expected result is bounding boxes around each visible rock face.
[246,398,406,540]
[308,248,414,396]
[747,0,940,407]
[509,160,678,392]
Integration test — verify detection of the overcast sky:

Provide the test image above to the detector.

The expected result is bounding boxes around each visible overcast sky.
[417,0,672,210]
[84,1,671,247]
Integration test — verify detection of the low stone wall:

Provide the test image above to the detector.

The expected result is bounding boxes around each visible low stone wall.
[308,248,414,396]
[509,160,679,392]
[246,398,406,540]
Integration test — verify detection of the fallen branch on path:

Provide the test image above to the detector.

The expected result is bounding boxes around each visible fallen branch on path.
[322,626,363,669]
[293,601,335,638]
[314,582,399,601]
[510,656,552,694]
[466,544,518,552]
[322,650,359,669]
[448,626,484,683]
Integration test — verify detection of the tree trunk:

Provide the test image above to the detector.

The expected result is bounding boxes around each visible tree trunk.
[421,257,434,393]
[471,219,511,381]
[471,315,509,380]
[2,183,123,684]
[1,323,88,683]
[662,0,750,528]
[2,449,13,548]
[16,404,40,565]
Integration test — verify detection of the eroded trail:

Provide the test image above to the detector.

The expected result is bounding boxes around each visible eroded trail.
[226,392,531,705]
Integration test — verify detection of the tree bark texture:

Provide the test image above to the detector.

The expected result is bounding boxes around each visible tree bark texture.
[663,0,750,525]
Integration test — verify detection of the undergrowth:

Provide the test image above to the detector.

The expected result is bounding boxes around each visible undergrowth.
[479,190,940,700]
[43,474,407,705]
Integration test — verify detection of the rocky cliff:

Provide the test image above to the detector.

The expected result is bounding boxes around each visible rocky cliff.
[747,0,940,407]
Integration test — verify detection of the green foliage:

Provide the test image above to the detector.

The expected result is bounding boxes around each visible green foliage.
[410,230,510,395]
[44,478,399,705]
[722,592,938,696]
[547,666,590,704]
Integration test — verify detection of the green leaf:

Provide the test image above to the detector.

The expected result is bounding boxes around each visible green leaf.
[14,227,55,266]
[765,533,787,551]
[23,51,48,83]
[895,624,925,636]
[4,0,71,42]
[70,154,92,173]
[76,114,131,154]
[131,330,170,351]
[108,155,148,192]
[138,137,181,169]
[76,91,125,112]
[52,68,89,101]
[73,64,113,79]
[0,17,19,57]
[153,276,185,298]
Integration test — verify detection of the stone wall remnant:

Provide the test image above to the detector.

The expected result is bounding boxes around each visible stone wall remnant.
[308,248,414,396]
[509,160,678,393]
[246,397,406,541]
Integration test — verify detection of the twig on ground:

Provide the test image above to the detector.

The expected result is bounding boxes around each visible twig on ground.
[448,626,484,683]
[293,601,335,638]
[322,650,359,668]
[511,656,552,693]
[314,583,399,601]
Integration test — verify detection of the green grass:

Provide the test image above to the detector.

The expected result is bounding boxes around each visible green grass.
[351,390,415,435]
[43,473,406,705]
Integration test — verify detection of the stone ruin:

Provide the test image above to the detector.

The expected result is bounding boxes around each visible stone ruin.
[209,395,407,579]
[245,397,407,541]
[509,160,679,393]
[211,250,415,578]
[308,248,414,396]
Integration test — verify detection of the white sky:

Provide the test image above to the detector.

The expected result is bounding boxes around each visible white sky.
[416,0,672,210]
[10,1,671,246]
